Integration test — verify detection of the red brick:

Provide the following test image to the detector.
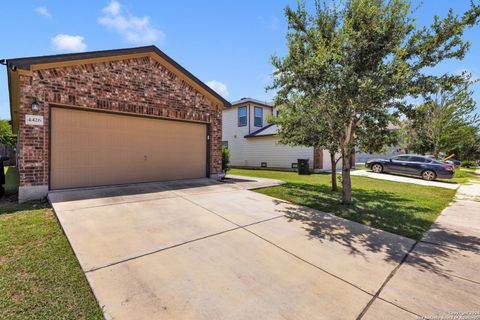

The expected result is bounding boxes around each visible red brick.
[17,56,222,187]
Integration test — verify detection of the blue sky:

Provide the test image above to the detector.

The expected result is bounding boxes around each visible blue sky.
[0,0,479,119]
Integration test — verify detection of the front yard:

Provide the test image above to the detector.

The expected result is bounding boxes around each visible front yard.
[230,168,458,240]
[0,167,102,319]
[442,167,479,184]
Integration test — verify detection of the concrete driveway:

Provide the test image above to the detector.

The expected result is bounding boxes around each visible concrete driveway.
[351,170,459,189]
[48,177,479,319]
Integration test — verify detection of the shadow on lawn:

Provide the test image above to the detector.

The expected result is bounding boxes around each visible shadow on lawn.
[273,182,434,239]
[0,198,49,216]
[268,182,480,279]
[378,171,458,185]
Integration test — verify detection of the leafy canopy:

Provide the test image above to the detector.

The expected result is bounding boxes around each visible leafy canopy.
[406,82,479,158]
[269,0,480,204]
[0,120,16,146]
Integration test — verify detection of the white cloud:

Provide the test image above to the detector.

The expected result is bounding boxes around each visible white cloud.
[98,0,165,44]
[206,80,229,98]
[51,34,87,52]
[35,6,51,18]
[102,0,120,15]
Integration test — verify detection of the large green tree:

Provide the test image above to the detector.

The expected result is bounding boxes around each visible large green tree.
[270,0,480,204]
[407,83,478,158]
[451,125,480,160]
[274,94,343,191]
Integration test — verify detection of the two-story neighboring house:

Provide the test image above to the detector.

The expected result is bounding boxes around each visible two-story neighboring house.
[222,97,341,171]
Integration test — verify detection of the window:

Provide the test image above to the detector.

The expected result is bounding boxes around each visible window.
[238,106,247,127]
[222,141,229,149]
[408,156,425,163]
[254,107,263,127]
[392,155,410,161]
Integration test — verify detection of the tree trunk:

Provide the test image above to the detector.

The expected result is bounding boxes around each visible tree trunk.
[341,150,352,205]
[330,151,338,191]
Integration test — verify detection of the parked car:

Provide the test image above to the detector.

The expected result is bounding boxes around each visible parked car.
[365,154,454,181]
[446,158,461,167]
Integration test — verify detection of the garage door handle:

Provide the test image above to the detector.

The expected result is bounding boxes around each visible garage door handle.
[144,155,147,160]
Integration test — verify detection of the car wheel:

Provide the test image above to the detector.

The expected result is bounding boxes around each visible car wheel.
[422,170,436,181]
[372,163,383,173]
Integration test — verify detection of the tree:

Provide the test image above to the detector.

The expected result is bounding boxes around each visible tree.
[408,83,478,158]
[0,120,16,146]
[222,145,231,173]
[273,94,342,191]
[451,125,480,160]
[270,0,480,204]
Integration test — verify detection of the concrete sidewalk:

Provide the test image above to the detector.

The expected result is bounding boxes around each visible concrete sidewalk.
[351,170,460,189]
[364,172,480,318]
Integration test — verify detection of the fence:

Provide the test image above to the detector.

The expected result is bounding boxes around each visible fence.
[0,144,16,166]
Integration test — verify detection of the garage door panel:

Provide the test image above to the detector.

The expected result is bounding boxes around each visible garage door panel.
[51,108,207,189]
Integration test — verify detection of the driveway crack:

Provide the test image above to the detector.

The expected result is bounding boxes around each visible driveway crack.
[355,239,419,319]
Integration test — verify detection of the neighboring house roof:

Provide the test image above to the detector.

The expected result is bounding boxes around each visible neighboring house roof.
[230,97,273,108]
[244,124,279,138]
[5,46,231,131]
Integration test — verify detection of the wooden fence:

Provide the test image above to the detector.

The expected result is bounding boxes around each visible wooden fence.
[0,144,16,166]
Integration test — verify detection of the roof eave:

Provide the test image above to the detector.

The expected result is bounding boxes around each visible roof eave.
[244,133,277,138]
[6,45,231,109]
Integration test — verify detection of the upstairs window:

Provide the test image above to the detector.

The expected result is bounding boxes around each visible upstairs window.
[254,107,263,127]
[238,106,247,127]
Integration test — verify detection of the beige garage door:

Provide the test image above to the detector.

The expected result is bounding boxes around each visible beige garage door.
[50,107,207,189]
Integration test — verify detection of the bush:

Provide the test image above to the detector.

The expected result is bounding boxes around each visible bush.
[461,160,476,168]
[222,146,231,172]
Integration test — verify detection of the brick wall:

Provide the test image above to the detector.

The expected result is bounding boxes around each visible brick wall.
[17,56,222,188]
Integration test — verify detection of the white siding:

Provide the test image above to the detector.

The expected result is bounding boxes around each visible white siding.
[222,104,313,169]
[322,150,343,171]
[222,103,345,171]
[236,136,314,169]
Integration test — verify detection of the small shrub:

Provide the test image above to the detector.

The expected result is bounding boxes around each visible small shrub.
[461,160,476,168]
[222,146,231,172]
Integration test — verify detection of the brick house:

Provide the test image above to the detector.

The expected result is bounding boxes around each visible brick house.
[5,46,230,202]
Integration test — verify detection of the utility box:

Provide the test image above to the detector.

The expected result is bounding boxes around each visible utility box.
[0,156,9,198]
[297,159,310,175]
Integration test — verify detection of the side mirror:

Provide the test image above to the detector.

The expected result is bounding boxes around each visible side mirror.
[389,159,393,162]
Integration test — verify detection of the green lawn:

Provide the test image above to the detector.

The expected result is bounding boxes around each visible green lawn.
[0,169,103,319]
[443,167,479,184]
[230,168,458,240]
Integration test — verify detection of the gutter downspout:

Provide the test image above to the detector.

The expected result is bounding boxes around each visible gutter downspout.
[248,104,251,134]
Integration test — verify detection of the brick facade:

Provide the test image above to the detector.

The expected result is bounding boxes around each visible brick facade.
[16,56,222,192]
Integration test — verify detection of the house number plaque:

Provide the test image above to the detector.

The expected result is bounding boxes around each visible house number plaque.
[25,115,44,126]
